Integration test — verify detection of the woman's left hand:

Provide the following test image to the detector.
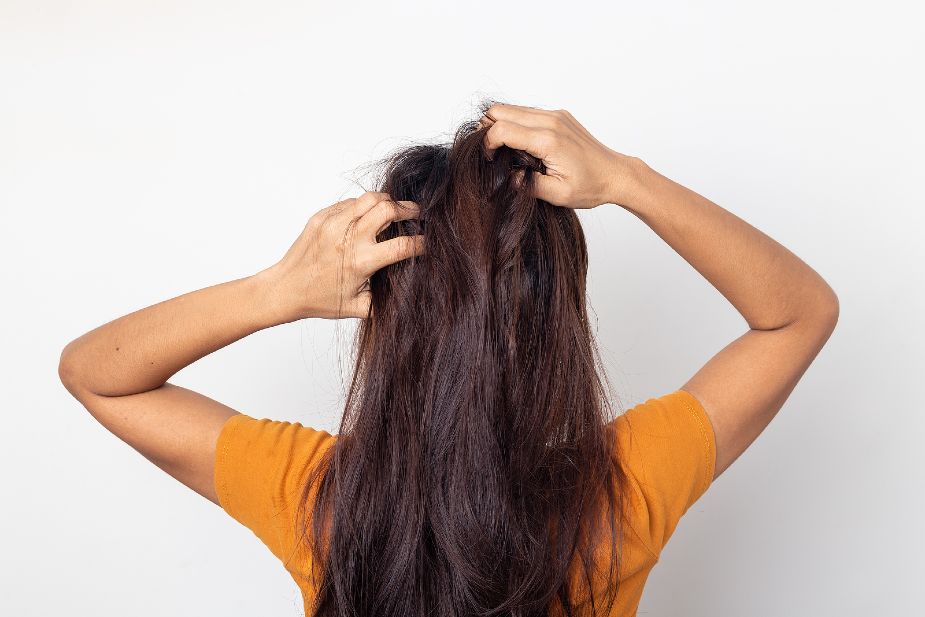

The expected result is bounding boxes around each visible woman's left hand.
[258,191,424,321]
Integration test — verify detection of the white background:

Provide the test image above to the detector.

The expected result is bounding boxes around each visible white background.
[2,1,922,615]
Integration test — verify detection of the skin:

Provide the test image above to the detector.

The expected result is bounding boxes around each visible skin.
[58,193,424,504]
[59,106,838,509]
[481,104,839,480]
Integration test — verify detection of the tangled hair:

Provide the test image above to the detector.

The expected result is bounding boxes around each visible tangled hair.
[295,101,631,617]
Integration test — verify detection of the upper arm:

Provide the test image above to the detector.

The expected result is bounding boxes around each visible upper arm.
[212,413,335,567]
[62,375,336,567]
[61,380,239,505]
[614,389,717,554]
[681,308,839,480]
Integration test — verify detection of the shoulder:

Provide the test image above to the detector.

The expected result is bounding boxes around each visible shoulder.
[608,390,716,555]
[214,413,337,565]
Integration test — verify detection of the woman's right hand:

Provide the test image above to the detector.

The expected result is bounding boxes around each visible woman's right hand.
[480,103,643,209]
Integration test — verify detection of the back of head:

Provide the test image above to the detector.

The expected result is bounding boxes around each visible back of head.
[297,102,630,617]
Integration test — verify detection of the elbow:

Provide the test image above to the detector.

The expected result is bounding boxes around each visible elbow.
[803,276,840,327]
[58,342,84,397]
[767,289,839,333]
[828,294,840,325]
[816,288,840,328]
[802,289,840,342]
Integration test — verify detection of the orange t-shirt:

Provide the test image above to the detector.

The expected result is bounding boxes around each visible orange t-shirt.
[214,389,716,616]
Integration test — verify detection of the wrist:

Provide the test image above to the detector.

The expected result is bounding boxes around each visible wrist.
[249,266,302,326]
[602,152,651,209]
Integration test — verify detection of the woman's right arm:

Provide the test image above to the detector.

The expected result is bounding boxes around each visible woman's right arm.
[482,103,839,480]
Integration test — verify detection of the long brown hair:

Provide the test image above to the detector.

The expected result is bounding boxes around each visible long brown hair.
[295,101,631,617]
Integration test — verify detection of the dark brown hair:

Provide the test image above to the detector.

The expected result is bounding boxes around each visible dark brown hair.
[296,101,630,617]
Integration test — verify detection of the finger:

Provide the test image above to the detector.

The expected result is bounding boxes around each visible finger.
[359,198,421,237]
[351,191,393,218]
[532,172,568,206]
[345,290,372,319]
[483,120,554,160]
[483,103,558,129]
[319,197,358,223]
[367,234,425,271]
[512,168,565,206]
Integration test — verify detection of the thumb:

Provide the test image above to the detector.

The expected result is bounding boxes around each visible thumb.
[532,172,567,206]
[345,290,372,319]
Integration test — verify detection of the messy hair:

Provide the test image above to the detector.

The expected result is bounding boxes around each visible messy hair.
[296,101,630,617]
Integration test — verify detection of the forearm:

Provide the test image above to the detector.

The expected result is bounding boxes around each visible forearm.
[614,158,838,330]
[59,271,283,397]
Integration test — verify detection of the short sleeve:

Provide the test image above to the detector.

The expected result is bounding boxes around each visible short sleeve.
[214,413,336,571]
[612,389,716,556]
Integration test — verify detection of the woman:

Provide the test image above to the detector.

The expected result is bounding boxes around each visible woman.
[58,102,839,616]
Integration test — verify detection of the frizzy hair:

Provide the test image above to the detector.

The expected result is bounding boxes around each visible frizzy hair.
[294,101,631,617]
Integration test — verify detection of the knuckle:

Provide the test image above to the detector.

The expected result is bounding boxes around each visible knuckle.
[305,212,322,231]
[488,120,511,141]
[358,191,384,208]
[333,198,354,215]
[393,236,412,257]
[483,123,501,146]
[538,128,558,148]
[379,197,398,215]
[328,203,346,219]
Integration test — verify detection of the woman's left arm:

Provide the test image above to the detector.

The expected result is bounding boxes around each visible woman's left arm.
[58,192,423,505]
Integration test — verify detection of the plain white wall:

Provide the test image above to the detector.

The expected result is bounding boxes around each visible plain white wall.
[2,1,922,615]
